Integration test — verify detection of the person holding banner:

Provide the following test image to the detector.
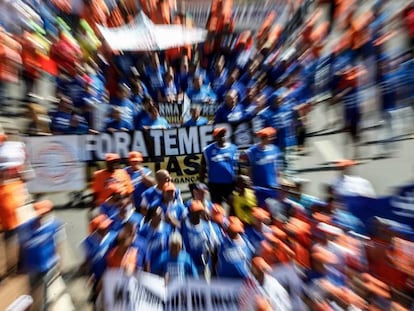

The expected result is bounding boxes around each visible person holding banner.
[239,257,292,311]
[186,74,216,104]
[181,200,215,276]
[200,127,239,204]
[138,105,170,130]
[183,105,209,127]
[216,216,253,279]
[139,206,173,272]
[151,232,198,282]
[214,89,245,124]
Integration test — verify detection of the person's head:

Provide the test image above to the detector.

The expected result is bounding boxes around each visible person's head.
[164,71,174,84]
[316,222,344,243]
[105,153,121,171]
[246,83,258,102]
[192,75,203,90]
[162,182,176,202]
[155,169,171,188]
[142,96,154,112]
[336,159,356,176]
[227,216,244,239]
[130,79,144,95]
[169,232,183,257]
[117,83,129,99]
[247,59,260,76]
[270,92,282,109]
[90,214,113,236]
[146,206,163,226]
[58,96,73,113]
[235,175,252,193]
[212,127,227,146]
[214,55,225,74]
[251,207,271,228]
[225,69,240,87]
[128,151,143,170]
[190,182,209,200]
[112,106,122,121]
[257,127,276,146]
[189,200,204,224]
[151,53,160,68]
[180,55,189,72]
[224,89,238,108]
[251,257,271,284]
[190,105,202,120]
[148,105,160,120]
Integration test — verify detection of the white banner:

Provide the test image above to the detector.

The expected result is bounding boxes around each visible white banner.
[24,136,86,193]
[102,269,243,311]
[98,12,207,52]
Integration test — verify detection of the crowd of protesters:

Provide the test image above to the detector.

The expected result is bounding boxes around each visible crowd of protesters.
[1,0,414,310]
[81,145,414,310]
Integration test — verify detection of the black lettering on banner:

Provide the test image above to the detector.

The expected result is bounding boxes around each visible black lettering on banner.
[166,156,183,176]
[183,155,201,175]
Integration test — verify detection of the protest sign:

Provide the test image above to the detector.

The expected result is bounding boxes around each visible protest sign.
[24,123,255,192]
[24,135,86,193]
[102,269,243,311]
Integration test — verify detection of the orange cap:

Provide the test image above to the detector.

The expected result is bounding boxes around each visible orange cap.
[105,153,121,162]
[212,127,226,137]
[251,207,270,222]
[163,182,176,192]
[33,200,53,215]
[257,127,277,138]
[312,247,338,265]
[90,214,113,233]
[212,203,225,224]
[190,200,205,213]
[252,257,272,272]
[335,159,357,168]
[128,151,143,162]
[228,216,244,233]
[255,295,272,311]
[264,232,280,245]
[270,225,287,240]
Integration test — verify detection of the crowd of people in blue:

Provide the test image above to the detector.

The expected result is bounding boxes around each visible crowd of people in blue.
[1,0,414,310]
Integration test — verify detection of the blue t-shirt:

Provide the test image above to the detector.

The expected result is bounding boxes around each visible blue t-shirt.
[151,250,198,279]
[138,222,172,267]
[186,86,217,104]
[82,231,117,281]
[100,202,119,219]
[244,226,266,252]
[181,219,212,268]
[246,144,281,188]
[209,69,228,93]
[183,116,209,127]
[216,235,253,279]
[51,111,71,133]
[203,142,239,184]
[110,211,143,233]
[125,166,152,209]
[214,103,245,124]
[110,97,137,129]
[138,115,170,130]
[141,186,182,210]
[105,119,133,131]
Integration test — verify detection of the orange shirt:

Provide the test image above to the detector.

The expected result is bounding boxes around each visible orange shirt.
[107,246,138,272]
[92,169,133,206]
[0,180,28,230]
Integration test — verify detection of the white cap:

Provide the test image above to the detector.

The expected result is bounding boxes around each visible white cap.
[317,222,344,236]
